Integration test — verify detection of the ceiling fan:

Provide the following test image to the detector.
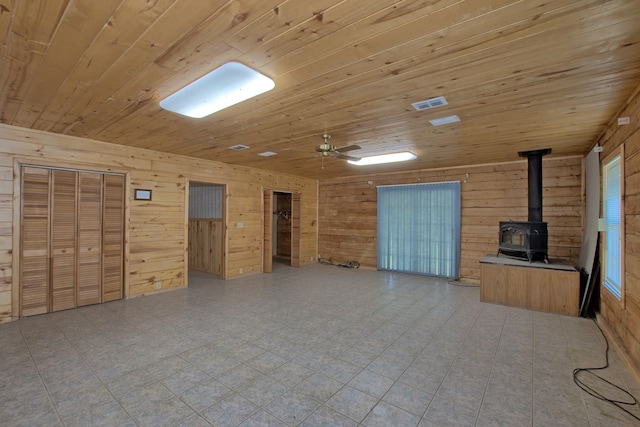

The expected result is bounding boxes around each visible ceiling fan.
[315,133,361,163]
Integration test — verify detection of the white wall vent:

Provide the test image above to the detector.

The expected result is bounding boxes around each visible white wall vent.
[411,96,448,111]
[229,144,250,150]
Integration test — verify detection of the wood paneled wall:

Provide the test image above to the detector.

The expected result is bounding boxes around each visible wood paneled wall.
[598,82,640,372]
[188,219,223,275]
[318,157,583,282]
[0,124,318,322]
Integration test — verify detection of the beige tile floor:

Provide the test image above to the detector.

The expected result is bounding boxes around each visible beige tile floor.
[1,262,640,426]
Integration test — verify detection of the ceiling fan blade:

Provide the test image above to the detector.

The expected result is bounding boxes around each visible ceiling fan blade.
[334,153,361,161]
[335,144,361,153]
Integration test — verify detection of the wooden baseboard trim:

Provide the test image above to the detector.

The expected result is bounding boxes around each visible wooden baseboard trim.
[595,313,640,387]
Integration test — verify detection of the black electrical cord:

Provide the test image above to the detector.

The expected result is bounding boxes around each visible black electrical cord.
[318,257,334,265]
[318,257,360,268]
[572,318,640,422]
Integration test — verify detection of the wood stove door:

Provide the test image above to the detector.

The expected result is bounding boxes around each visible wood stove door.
[501,227,525,247]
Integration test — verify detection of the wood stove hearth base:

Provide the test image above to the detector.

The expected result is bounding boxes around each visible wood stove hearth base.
[479,255,579,316]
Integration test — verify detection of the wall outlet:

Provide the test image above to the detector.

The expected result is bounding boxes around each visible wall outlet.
[236,222,244,229]
[154,281,161,289]
[239,267,243,274]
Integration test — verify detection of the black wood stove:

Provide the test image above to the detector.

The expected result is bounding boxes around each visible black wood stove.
[498,149,551,262]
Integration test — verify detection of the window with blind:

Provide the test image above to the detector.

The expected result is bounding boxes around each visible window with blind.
[602,153,623,300]
[377,181,461,278]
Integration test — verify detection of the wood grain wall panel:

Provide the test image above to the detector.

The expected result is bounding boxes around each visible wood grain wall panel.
[34,0,177,130]
[319,157,583,282]
[50,170,77,312]
[187,219,205,272]
[2,124,317,320]
[128,170,185,296]
[0,0,70,123]
[0,164,13,317]
[19,167,50,316]
[276,222,292,258]
[188,219,223,275]
[102,174,124,302]
[598,81,640,373]
[130,159,317,285]
[11,0,124,129]
[0,1,637,183]
[480,262,579,316]
[77,172,102,307]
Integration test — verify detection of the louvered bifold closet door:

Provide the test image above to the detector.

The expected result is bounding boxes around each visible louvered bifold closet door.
[102,174,124,302]
[77,173,102,306]
[50,170,78,312]
[20,167,51,316]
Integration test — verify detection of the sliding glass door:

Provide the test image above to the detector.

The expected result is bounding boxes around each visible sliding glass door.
[377,181,461,278]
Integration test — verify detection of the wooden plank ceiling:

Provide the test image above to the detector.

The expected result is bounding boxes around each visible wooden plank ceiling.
[1,0,639,179]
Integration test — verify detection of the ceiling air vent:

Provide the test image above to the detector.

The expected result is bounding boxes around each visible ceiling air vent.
[411,96,448,111]
[429,115,460,126]
[229,144,250,151]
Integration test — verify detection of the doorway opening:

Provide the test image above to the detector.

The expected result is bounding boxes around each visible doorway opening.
[188,182,225,278]
[263,189,301,273]
[273,192,292,266]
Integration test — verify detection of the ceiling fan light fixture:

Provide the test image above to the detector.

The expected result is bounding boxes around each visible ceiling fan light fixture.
[348,151,416,166]
[160,62,275,118]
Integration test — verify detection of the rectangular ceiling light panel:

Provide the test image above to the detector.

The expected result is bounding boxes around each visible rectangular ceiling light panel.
[160,62,275,118]
[348,152,416,166]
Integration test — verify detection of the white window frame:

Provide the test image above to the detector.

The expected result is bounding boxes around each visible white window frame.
[602,147,624,303]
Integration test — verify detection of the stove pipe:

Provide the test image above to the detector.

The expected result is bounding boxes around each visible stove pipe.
[518,148,551,222]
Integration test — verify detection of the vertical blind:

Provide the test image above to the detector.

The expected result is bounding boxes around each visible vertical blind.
[377,181,461,278]
[603,155,622,299]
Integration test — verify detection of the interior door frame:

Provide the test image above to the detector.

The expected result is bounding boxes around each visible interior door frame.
[13,158,130,318]
[262,187,301,272]
[263,189,273,273]
[186,179,227,279]
[291,192,301,267]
